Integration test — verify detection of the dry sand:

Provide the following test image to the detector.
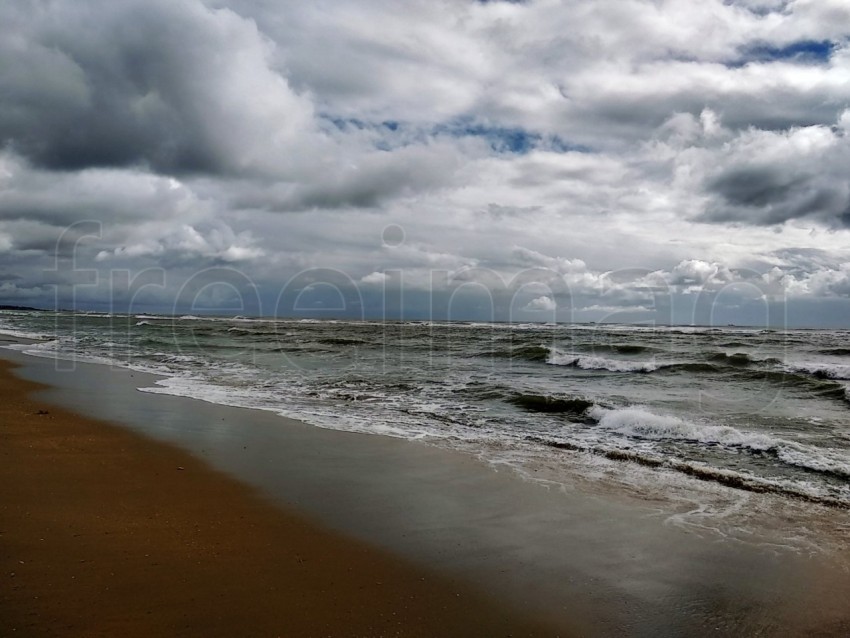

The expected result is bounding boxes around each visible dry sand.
[0,359,562,637]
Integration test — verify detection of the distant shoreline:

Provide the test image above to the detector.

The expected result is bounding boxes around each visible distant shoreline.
[0,305,42,311]
[1,305,829,330]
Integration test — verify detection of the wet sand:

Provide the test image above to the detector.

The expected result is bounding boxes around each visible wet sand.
[0,358,561,637]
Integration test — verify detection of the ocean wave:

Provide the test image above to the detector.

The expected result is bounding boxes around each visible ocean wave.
[710,366,850,407]
[653,362,720,374]
[226,326,278,335]
[547,349,660,372]
[708,352,756,367]
[587,405,850,482]
[817,348,850,356]
[788,362,850,381]
[472,344,552,362]
[0,326,52,341]
[578,343,654,355]
[526,433,850,508]
[3,338,129,369]
[507,393,596,416]
[511,345,551,362]
[776,446,850,481]
[587,406,775,450]
[662,459,848,508]
[145,352,207,366]
[316,337,371,346]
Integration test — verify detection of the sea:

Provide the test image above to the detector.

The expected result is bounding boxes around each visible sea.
[3,309,849,551]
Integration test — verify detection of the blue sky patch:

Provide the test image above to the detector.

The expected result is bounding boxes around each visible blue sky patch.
[324,116,367,132]
[434,118,588,154]
[322,114,587,155]
[733,39,836,66]
[453,123,540,153]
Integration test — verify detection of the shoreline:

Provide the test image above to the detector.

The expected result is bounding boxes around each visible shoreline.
[0,357,563,637]
[4,347,850,636]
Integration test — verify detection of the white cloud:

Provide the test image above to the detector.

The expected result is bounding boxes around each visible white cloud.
[360,271,389,285]
[667,260,736,289]
[97,223,264,264]
[524,295,557,312]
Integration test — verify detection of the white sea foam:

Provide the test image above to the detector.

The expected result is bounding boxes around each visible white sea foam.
[138,374,442,442]
[776,445,850,479]
[587,405,850,482]
[3,338,124,368]
[787,361,850,380]
[587,406,775,450]
[0,326,52,341]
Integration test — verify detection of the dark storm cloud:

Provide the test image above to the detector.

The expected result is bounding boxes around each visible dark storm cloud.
[699,129,850,226]
[2,218,105,257]
[709,168,806,208]
[0,0,310,177]
[1,2,212,173]
[704,174,850,226]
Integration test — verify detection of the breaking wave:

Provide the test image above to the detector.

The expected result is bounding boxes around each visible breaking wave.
[586,405,850,481]
[547,348,661,372]
[788,362,850,381]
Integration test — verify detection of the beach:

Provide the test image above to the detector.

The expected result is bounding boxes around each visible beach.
[2,331,850,637]
[4,0,850,634]
[0,357,560,637]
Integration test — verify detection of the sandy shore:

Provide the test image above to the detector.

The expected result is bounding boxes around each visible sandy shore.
[5,346,850,637]
[0,359,561,637]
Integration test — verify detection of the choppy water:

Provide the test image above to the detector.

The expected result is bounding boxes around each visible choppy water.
[3,310,849,535]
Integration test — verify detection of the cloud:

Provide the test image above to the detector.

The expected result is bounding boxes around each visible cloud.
[763,263,850,298]
[360,271,389,285]
[667,260,736,289]
[0,0,315,177]
[229,142,463,212]
[2,0,850,324]
[696,121,850,226]
[0,152,203,227]
[523,295,557,312]
[96,223,264,265]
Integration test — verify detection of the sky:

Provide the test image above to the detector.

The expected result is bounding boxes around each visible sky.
[1,0,850,326]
